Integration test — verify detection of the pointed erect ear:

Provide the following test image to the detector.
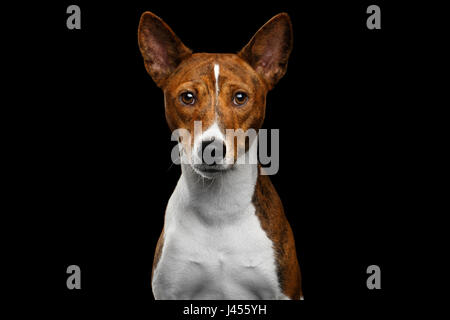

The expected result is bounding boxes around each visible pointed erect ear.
[138,12,192,87]
[238,13,293,90]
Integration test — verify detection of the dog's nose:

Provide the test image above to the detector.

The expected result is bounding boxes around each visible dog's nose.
[200,137,226,164]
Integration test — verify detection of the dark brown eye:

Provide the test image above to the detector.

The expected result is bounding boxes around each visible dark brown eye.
[233,92,248,106]
[180,91,196,105]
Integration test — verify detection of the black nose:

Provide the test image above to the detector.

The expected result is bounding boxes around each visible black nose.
[201,138,226,165]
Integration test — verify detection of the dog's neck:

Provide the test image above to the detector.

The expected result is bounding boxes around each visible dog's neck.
[173,162,258,225]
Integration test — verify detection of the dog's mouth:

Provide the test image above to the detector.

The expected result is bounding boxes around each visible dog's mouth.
[192,163,232,177]
[201,167,223,173]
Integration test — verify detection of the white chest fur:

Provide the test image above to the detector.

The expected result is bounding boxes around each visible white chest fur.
[152,164,287,300]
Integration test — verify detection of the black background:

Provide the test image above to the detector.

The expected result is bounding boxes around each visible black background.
[16,0,425,317]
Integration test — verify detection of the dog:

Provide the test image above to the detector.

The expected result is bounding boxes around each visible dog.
[138,11,302,300]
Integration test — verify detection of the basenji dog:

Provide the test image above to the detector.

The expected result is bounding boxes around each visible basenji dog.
[138,11,303,300]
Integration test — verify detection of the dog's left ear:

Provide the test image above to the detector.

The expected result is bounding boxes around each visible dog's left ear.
[238,13,293,90]
[138,11,192,88]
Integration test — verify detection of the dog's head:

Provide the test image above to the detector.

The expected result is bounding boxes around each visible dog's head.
[138,12,292,177]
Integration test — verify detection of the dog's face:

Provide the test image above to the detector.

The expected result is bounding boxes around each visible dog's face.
[138,12,292,177]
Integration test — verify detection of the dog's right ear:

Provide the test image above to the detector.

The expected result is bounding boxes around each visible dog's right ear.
[138,12,192,88]
[238,13,293,90]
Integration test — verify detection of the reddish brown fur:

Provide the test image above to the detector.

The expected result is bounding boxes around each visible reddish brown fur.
[239,14,293,90]
[151,227,164,280]
[253,171,303,299]
[161,53,267,159]
[139,11,302,300]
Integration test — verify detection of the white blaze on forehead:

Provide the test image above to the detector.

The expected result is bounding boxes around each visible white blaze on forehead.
[214,64,220,98]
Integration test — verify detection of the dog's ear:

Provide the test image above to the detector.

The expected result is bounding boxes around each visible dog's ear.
[138,11,192,87]
[238,13,293,90]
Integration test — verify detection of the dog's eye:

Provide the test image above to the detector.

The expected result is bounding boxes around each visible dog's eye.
[232,92,248,106]
[180,91,196,105]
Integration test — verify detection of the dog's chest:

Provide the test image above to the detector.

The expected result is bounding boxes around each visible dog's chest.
[152,204,284,300]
